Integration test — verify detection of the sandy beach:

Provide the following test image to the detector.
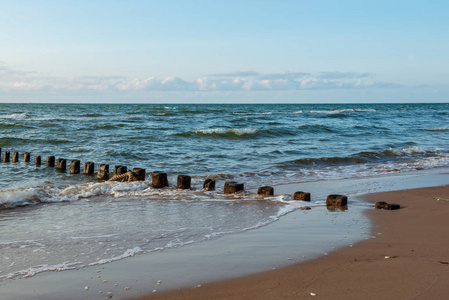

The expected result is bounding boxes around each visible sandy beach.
[138,184,449,300]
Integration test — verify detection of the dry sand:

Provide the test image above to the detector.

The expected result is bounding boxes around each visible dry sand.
[137,185,449,300]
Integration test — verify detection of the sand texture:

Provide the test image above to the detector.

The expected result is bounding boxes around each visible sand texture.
[137,185,449,300]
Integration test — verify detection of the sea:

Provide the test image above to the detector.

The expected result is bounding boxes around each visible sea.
[1,103,449,282]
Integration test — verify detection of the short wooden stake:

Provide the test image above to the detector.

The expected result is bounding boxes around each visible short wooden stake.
[70,160,81,174]
[224,181,244,194]
[83,162,95,175]
[257,186,274,196]
[97,164,109,180]
[35,156,41,166]
[113,165,128,176]
[46,156,55,167]
[326,194,348,207]
[293,191,311,201]
[177,175,191,189]
[56,158,67,172]
[3,151,10,163]
[132,168,146,181]
[12,152,19,163]
[24,152,31,162]
[152,171,168,188]
[203,179,216,191]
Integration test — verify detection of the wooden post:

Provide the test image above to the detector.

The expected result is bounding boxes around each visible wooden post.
[97,164,109,180]
[257,186,274,196]
[35,156,41,166]
[24,152,31,162]
[293,191,311,201]
[177,175,191,189]
[46,156,55,167]
[224,181,244,194]
[56,158,67,171]
[3,151,10,163]
[83,162,95,175]
[326,194,348,207]
[152,171,168,188]
[203,179,216,191]
[132,168,146,181]
[113,165,128,176]
[70,160,81,174]
[12,152,19,163]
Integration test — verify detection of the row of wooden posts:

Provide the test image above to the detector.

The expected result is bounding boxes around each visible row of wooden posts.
[0,148,349,206]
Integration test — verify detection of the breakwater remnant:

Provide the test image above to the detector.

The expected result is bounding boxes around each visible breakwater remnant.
[3,151,10,163]
[0,147,351,207]
[56,158,67,172]
[326,194,348,207]
[375,201,400,210]
[177,175,191,189]
[132,168,146,181]
[113,165,127,176]
[224,181,244,194]
[293,191,311,201]
[203,179,215,191]
[97,164,109,180]
[46,156,55,167]
[12,152,19,163]
[70,160,80,174]
[257,186,274,196]
[152,171,168,188]
[84,162,95,175]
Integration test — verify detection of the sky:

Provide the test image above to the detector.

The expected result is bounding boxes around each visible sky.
[0,0,448,103]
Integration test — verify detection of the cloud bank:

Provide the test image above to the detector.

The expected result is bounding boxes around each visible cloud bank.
[0,64,400,93]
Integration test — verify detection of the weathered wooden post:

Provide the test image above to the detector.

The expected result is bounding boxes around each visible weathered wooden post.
[3,151,10,163]
[177,175,191,189]
[56,158,67,172]
[224,181,244,194]
[35,156,41,166]
[326,194,348,207]
[257,186,274,196]
[24,152,31,162]
[375,202,400,210]
[293,191,311,201]
[83,162,95,175]
[203,179,216,191]
[70,160,80,174]
[97,164,109,180]
[12,152,19,163]
[46,156,55,167]
[132,168,146,181]
[152,171,168,188]
[113,165,128,176]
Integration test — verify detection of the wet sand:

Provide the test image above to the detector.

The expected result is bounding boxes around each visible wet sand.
[138,185,449,300]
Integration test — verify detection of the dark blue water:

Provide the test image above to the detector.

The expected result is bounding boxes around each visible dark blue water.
[1,103,448,280]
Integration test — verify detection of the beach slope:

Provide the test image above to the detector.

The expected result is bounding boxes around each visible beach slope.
[138,185,449,300]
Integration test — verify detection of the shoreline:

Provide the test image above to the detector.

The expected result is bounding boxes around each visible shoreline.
[1,170,449,299]
[138,184,449,299]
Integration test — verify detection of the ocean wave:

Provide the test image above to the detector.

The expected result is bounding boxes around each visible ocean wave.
[308,108,376,114]
[420,127,449,132]
[0,113,28,120]
[284,146,435,168]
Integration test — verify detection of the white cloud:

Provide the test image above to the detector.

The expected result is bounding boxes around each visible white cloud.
[0,64,400,93]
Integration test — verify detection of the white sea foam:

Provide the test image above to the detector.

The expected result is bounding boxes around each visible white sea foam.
[421,127,449,131]
[308,108,376,114]
[193,128,258,135]
[0,113,27,119]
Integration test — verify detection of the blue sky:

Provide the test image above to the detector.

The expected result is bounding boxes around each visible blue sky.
[0,0,448,103]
